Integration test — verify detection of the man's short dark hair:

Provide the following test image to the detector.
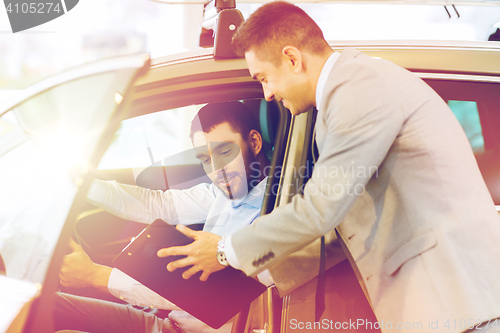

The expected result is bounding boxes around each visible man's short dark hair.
[232,1,330,65]
[190,101,260,141]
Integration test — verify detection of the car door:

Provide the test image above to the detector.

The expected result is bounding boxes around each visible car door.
[0,54,150,333]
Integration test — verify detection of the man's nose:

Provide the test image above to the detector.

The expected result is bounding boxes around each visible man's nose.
[211,156,226,173]
[263,86,274,102]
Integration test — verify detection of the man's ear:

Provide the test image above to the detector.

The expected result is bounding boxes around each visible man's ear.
[247,129,263,157]
[281,46,303,74]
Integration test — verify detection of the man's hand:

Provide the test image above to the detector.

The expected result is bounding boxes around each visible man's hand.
[59,238,112,293]
[157,225,225,281]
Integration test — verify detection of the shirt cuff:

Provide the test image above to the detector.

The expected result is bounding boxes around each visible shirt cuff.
[86,179,107,205]
[224,235,242,270]
[107,268,132,301]
[257,270,274,287]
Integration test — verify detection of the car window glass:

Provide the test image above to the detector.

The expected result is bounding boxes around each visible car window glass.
[98,105,201,171]
[0,71,134,285]
[424,79,499,153]
[448,100,485,154]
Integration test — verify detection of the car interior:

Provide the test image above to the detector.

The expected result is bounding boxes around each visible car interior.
[59,97,291,318]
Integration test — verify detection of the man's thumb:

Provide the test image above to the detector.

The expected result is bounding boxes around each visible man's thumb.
[68,238,82,252]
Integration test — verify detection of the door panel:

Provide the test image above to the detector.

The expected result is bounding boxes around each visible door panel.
[0,54,151,333]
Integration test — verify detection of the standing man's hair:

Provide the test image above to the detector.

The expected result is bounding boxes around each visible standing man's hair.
[232,1,330,65]
[190,101,260,140]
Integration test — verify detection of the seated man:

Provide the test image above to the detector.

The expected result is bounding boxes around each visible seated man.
[54,101,273,333]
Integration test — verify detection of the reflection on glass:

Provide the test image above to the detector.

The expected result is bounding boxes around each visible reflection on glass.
[0,70,133,284]
[448,100,484,154]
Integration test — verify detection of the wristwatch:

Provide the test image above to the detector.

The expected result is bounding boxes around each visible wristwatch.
[217,237,229,266]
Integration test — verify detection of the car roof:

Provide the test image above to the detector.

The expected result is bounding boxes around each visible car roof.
[327,40,500,75]
[130,40,500,112]
[142,40,500,84]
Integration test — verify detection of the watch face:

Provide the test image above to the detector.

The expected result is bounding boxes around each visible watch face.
[217,252,228,266]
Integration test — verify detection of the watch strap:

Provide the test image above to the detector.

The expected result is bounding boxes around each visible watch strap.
[217,237,229,266]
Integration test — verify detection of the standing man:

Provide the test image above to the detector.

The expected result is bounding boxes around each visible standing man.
[160,2,500,332]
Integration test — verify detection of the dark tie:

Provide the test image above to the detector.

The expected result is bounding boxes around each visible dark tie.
[310,107,325,321]
[315,235,326,321]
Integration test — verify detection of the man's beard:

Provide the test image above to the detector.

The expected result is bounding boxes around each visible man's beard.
[215,146,260,200]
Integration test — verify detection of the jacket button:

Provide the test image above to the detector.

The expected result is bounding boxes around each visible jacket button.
[269,252,275,259]
[252,260,258,267]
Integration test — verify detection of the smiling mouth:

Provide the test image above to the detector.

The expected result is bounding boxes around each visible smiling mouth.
[219,175,235,187]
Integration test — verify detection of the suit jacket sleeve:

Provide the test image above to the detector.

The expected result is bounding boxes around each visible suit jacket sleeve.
[268,228,346,296]
[231,56,407,276]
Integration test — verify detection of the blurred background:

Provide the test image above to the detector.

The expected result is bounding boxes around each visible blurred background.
[0,0,499,90]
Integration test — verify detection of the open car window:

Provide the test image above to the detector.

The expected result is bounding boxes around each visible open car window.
[98,104,208,190]
[96,99,284,191]
[99,105,201,171]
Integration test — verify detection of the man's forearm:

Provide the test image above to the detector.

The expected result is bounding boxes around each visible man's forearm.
[60,241,113,293]
[86,179,213,225]
[86,179,160,223]
[90,264,113,294]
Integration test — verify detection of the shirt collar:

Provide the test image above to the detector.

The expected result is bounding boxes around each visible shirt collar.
[231,177,268,208]
[315,52,340,110]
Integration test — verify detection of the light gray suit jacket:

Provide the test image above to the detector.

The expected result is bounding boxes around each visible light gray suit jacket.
[231,49,500,332]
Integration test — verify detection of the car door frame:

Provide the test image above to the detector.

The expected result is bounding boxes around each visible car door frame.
[0,54,152,333]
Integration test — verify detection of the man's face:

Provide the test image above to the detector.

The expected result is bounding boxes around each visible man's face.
[246,50,310,116]
[193,122,258,200]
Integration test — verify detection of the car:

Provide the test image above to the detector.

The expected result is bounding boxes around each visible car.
[1,6,500,333]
